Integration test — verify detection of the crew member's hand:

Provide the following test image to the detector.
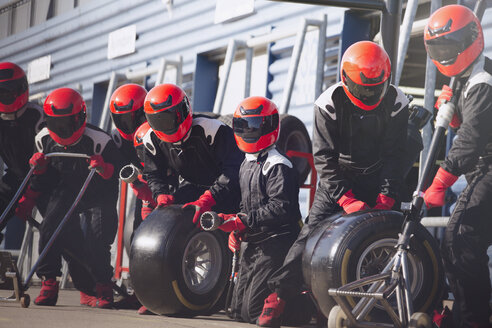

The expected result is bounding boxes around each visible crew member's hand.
[156,194,174,208]
[228,232,241,253]
[130,177,156,205]
[89,155,114,180]
[15,187,40,221]
[141,201,154,220]
[373,193,395,210]
[182,190,216,225]
[424,167,458,208]
[217,213,247,233]
[29,152,49,175]
[337,190,369,214]
[435,85,461,129]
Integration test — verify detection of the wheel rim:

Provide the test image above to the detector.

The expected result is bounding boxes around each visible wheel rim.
[356,238,424,308]
[181,232,223,295]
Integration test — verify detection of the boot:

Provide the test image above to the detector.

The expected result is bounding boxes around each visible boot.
[34,278,59,306]
[80,291,96,306]
[90,283,113,309]
[137,305,154,315]
[433,306,453,328]
[256,292,286,327]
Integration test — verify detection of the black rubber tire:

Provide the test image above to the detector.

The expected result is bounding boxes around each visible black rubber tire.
[218,113,312,184]
[20,294,30,308]
[129,205,231,316]
[303,210,444,320]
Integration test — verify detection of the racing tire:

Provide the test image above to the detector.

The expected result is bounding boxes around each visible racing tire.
[129,205,231,316]
[303,210,444,320]
[219,113,312,184]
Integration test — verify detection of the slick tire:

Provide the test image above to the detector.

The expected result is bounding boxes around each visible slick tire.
[303,210,444,320]
[219,113,312,184]
[129,205,231,316]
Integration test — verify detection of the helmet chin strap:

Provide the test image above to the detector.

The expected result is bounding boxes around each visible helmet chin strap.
[171,126,192,146]
[0,103,27,121]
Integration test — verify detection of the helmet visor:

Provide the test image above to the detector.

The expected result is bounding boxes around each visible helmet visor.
[111,109,146,135]
[146,100,189,135]
[425,21,479,65]
[46,111,86,139]
[0,77,28,105]
[344,72,389,107]
[233,113,279,143]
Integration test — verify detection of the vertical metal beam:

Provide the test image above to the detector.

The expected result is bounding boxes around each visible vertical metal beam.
[156,57,167,85]
[280,18,309,114]
[380,0,401,83]
[315,14,328,99]
[394,0,418,86]
[420,0,441,180]
[99,71,121,131]
[244,47,254,98]
[176,55,183,86]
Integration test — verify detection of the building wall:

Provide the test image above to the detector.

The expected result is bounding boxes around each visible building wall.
[0,0,345,128]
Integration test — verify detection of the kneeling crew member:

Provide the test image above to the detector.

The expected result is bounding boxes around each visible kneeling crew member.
[259,41,409,327]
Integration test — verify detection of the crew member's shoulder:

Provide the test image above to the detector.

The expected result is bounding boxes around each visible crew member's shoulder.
[34,127,51,152]
[314,82,343,120]
[192,115,227,145]
[262,147,293,176]
[385,85,409,118]
[84,123,113,154]
[464,56,492,98]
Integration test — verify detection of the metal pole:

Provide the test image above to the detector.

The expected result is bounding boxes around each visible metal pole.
[213,39,245,114]
[315,14,328,99]
[420,0,441,180]
[99,71,120,131]
[245,47,253,98]
[394,0,418,86]
[156,58,167,85]
[380,0,402,83]
[270,0,385,11]
[280,19,309,114]
[176,55,183,86]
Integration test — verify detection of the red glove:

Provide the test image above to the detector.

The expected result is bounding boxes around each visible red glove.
[424,167,458,208]
[373,193,395,210]
[130,178,156,206]
[89,155,114,180]
[29,152,49,175]
[217,213,247,233]
[182,190,216,225]
[435,85,461,129]
[15,187,40,221]
[228,232,241,253]
[156,194,174,208]
[337,190,369,214]
[141,201,154,220]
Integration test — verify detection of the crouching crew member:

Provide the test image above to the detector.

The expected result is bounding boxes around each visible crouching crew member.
[109,83,156,225]
[215,97,301,324]
[259,41,409,327]
[0,62,44,246]
[423,5,492,328]
[142,84,244,223]
[15,88,122,308]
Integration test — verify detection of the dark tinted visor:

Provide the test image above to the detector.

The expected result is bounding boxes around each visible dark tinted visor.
[233,113,279,143]
[146,100,189,135]
[46,111,86,139]
[0,77,28,105]
[344,72,389,107]
[111,108,146,135]
[425,21,478,65]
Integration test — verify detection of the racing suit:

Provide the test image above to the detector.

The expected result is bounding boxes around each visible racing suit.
[268,82,409,300]
[0,102,44,247]
[143,114,243,214]
[30,123,122,293]
[230,147,301,323]
[440,55,492,327]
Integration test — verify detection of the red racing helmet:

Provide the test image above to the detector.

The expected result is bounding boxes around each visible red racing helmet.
[144,84,192,143]
[233,96,280,154]
[340,41,391,111]
[110,83,147,141]
[424,5,483,77]
[134,121,151,148]
[0,62,29,113]
[44,88,86,146]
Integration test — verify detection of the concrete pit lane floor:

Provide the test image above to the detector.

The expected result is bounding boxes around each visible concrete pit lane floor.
[0,287,259,328]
